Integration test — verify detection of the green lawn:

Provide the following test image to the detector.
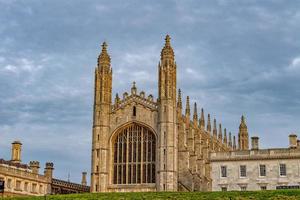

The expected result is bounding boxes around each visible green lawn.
[6,190,300,200]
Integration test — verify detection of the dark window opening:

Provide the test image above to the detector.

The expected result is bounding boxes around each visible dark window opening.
[133,106,137,117]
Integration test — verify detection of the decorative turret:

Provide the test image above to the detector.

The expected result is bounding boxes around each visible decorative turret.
[91,42,113,192]
[158,35,178,191]
[223,128,227,145]
[228,132,233,148]
[213,119,217,138]
[29,161,40,174]
[81,172,87,186]
[199,108,205,130]
[193,102,198,126]
[218,124,222,141]
[238,115,249,150]
[233,136,237,150]
[11,141,22,164]
[206,114,211,133]
[44,162,54,179]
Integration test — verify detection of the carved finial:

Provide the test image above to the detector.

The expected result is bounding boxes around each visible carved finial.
[213,118,217,138]
[207,114,211,133]
[228,132,232,147]
[185,96,190,116]
[98,41,111,69]
[177,89,182,109]
[165,35,171,47]
[218,124,222,141]
[223,128,227,145]
[131,81,137,94]
[193,102,198,122]
[233,135,237,150]
[115,93,120,105]
[240,115,247,128]
[200,108,205,130]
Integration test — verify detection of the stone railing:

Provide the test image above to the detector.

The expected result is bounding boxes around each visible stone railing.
[0,165,49,183]
[210,148,300,161]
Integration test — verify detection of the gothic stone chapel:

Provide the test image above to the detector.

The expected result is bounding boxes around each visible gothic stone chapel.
[91,35,249,192]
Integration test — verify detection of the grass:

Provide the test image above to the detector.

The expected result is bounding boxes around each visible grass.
[5,190,300,200]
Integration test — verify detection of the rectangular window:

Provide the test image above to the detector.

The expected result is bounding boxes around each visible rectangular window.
[221,166,227,178]
[241,186,247,191]
[259,165,266,177]
[221,187,227,191]
[24,182,28,191]
[39,185,43,194]
[32,183,37,193]
[240,165,247,177]
[280,164,287,176]
[261,186,267,190]
[16,180,21,190]
[7,179,12,189]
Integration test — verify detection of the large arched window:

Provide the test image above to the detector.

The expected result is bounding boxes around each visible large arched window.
[113,123,156,184]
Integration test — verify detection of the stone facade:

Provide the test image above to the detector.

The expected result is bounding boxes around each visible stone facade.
[0,141,89,197]
[91,35,248,192]
[211,135,300,191]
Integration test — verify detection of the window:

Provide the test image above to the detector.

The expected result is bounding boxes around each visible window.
[32,183,37,193]
[16,180,21,190]
[279,164,287,176]
[24,182,28,191]
[113,123,156,184]
[221,187,227,191]
[241,186,247,191]
[221,166,227,178]
[261,186,267,190]
[96,165,99,172]
[259,165,266,177]
[7,179,12,189]
[95,184,98,192]
[240,165,247,177]
[96,149,99,158]
[39,185,43,194]
[133,106,136,117]
[97,134,99,141]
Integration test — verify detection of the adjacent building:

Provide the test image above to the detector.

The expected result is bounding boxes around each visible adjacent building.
[211,135,300,191]
[0,141,90,197]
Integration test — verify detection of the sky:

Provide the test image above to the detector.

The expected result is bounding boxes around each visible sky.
[0,0,300,184]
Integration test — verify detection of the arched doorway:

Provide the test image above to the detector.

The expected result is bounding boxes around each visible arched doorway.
[112,123,156,184]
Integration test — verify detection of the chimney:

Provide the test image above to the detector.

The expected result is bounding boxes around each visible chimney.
[251,136,259,150]
[81,172,87,186]
[29,161,40,174]
[44,162,54,179]
[289,134,297,149]
[11,141,22,164]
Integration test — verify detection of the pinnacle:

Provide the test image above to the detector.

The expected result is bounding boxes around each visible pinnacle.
[165,35,171,47]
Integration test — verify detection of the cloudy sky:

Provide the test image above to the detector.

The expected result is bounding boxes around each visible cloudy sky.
[0,0,300,183]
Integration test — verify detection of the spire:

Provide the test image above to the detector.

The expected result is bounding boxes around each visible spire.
[98,42,111,71]
[228,132,232,148]
[161,35,174,62]
[177,89,182,109]
[114,93,120,105]
[185,96,190,116]
[223,128,227,145]
[207,114,211,133]
[213,119,217,138]
[233,136,237,150]
[218,124,222,141]
[238,115,249,150]
[200,108,205,130]
[193,102,198,123]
